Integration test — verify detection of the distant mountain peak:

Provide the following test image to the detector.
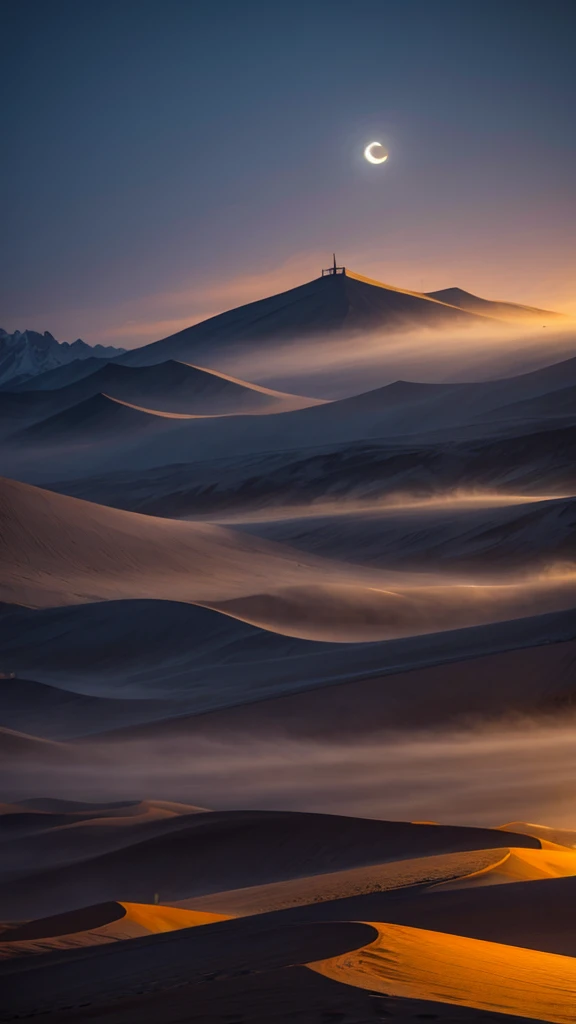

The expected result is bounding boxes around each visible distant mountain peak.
[0,328,125,387]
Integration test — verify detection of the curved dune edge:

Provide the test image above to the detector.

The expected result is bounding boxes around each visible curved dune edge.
[0,901,231,959]
[173,848,514,918]
[307,921,576,1024]
[180,360,327,402]
[431,847,576,890]
[499,821,576,849]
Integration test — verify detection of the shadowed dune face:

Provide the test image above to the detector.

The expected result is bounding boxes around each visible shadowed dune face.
[0,811,540,919]
[3,352,576,485]
[1,360,321,444]
[0,901,231,958]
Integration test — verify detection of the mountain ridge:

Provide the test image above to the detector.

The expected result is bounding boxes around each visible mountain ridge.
[0,329,125,388]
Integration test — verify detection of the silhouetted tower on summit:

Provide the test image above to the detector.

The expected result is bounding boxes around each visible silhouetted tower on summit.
[322,253,345,276]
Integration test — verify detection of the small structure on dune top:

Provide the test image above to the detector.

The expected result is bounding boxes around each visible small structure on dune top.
[322,254,346,276]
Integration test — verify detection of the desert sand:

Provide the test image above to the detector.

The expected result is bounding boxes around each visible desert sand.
[2,268,575,1023]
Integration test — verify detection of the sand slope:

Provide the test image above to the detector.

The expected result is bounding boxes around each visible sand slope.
[5,358,320,435]
[2,599,573,711]
[432,847,576,889]
[426,286,562,322]
[0,805,208,882]
[174,848,515,917]
[308,921,576,1023]
[237,495,576,573]
[0,811,538,919]
[499,821,576,848]
[0,901,230,958]
[52,423,576,521]
[116,272,486,370]
[5,354,576,486]
[2,477,575,646]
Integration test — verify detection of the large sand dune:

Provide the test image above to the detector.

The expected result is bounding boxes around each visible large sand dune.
[426,286,562,322]
[5,354,576,485]
[115,271,487,370]
[0,803,208,882]
[0,901,230,958]
[236,495,576,572]
[2,478,574,646]
[0,811,538,919]
[50,422,576,522]
[2,597,573,709]
[308,921,576,1023]
[4,359,319,439]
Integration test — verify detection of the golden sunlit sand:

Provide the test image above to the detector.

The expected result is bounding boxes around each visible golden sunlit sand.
[0,901,231,958]
[431,847,576,889]
[307,922,576,1023]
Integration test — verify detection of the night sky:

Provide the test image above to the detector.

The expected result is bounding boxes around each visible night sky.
[2,0,575,347]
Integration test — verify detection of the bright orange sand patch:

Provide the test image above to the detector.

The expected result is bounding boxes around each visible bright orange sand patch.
[0,902,231,958]
[432,847,576,890]
[307,922,576,1023]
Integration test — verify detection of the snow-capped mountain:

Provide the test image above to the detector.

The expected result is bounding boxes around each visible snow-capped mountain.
[0,330,125,388]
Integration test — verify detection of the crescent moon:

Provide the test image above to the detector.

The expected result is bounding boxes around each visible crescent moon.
[364,141,388,165]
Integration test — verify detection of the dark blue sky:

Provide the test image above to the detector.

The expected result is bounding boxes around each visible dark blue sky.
[2,0,575,346]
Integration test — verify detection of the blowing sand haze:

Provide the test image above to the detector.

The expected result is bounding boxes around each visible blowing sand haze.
[2,3,575,1022]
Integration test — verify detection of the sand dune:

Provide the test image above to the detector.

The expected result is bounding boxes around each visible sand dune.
[432,846,576,889]
[213,575,576,642]
[499,821,576,848]
[236,495,576,573]
[4,359,320,437]
[0,476,337,610]
[9,391,178,444]
[315,872,576,957]
[0,811,538,919]
[175,848,514,917]
[116,271,487,370]
[426,286,562,322]
[0,915,377,1022]
[0,805,209,882]
[100,633,575,740]
[2,477,574,645]
[5,354,576,486]
[0,726,73,767]
[0,901,230,958]
[0,800,191,840]
[2,598,573,712]
[0,677,200,739]
[478,383,576,424]
[308,921,576,1023]
[47,423,576,525]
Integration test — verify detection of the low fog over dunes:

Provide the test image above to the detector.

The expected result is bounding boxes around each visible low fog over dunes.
[3,353,576,485]
[114,272,491,370]
[1,478,574,644]
[0,359,319,441]
[2,267,576,1024]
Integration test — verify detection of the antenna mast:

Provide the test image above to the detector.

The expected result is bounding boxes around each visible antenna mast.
[321,254,345,276]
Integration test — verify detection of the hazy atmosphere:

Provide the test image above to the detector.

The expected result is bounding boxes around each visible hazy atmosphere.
[1,3,575,1023]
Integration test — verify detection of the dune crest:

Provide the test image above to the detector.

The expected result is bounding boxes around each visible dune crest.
[0,901,231,958]
[308,921,576,1023]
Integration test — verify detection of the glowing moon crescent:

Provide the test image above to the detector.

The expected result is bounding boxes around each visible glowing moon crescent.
[364,141,388,164]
